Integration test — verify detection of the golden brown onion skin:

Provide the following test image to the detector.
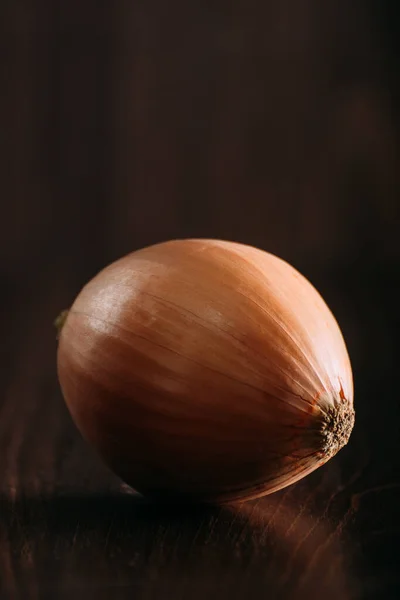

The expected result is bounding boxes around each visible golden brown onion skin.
[57,239,354,502]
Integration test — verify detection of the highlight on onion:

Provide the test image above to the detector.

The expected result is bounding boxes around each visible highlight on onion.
[56,239,354,503]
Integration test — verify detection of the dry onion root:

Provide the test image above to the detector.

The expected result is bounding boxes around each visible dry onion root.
[57,239,354,503]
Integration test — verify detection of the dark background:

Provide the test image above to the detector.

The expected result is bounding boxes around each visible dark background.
[1,1,399,598]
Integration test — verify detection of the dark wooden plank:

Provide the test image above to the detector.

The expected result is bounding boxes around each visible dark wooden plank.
[1,0,400,598]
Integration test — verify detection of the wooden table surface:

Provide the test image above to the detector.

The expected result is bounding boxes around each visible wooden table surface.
[1,1,399,598]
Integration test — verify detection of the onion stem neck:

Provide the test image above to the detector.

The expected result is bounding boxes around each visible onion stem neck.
[54,309,69,339]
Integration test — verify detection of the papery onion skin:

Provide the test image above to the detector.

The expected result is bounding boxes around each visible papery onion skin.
[57,239,355,503]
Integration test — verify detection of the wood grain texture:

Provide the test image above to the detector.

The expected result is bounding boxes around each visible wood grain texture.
[1,0,399,598]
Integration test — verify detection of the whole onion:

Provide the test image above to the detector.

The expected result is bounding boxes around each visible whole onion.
[57,239,354,502]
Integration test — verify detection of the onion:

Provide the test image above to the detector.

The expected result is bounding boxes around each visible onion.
[57,239,354,502]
